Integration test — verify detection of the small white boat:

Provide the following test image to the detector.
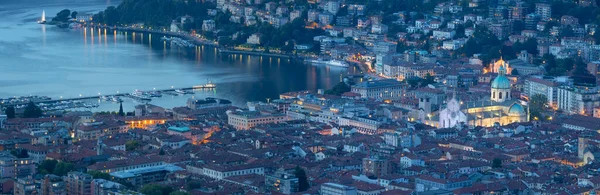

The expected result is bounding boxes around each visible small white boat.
[111,96,122,103]
[307,59,349,68]
[175,89,186,94]
[37,10,46,24]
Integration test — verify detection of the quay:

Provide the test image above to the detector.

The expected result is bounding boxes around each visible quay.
[0,85,215,107]
[85,24,300,59]
[218,49,293,59]
[86,24,218,46]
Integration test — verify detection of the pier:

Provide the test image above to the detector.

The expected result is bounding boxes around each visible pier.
[0,84,216,107]
[218,49,293,59]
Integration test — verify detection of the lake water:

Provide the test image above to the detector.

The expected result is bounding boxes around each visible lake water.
[0,0,358,111]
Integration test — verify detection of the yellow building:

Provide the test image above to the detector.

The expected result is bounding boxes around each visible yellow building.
[428,65,529,128]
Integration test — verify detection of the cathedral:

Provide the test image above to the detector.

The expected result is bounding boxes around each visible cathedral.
[427,65,529,128]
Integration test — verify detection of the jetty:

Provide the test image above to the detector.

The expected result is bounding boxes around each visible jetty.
[0,84,216,107]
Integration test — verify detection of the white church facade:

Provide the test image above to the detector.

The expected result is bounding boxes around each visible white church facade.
[426,65,529,128]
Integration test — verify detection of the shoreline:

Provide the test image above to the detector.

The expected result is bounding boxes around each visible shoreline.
[82,24,304,60]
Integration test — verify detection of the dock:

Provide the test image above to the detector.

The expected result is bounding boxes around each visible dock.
[0,84,216,107]
[218,49,293,59]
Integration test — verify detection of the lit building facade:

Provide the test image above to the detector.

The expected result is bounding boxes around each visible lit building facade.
[227,111,287,130]
[431,65,528,128]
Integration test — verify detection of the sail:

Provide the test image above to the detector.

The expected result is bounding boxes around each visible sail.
[41,10,46,22]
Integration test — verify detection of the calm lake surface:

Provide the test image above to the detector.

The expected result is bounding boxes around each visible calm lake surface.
[0,0,358,111]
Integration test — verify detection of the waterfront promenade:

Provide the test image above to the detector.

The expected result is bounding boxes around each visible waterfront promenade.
[85,24,301,59]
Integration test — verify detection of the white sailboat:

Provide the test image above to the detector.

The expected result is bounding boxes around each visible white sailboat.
[37,10,46,24]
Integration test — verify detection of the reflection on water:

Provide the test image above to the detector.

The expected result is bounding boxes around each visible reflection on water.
[0,0,358,112]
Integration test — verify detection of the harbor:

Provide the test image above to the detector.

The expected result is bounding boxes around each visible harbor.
[0,83,216,111]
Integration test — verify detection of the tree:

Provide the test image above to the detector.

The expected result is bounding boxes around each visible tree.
[512,20,525,33]
[38,160,58,175]
[511,69,519,75]
[169,192,189,195]
[118,102,124,116]
[324,82,351,96]
[88,170,111,180]
[294,166,309,191]
[561,26,575,37]
[125,140,139,151]
[185,181,202,190]
[5,106,15,118]
[529,94,547,121]
[52,9,71,22]
[10,149,29,158]
[140,184,174,195]
[423,73,435,86]
[514,38,538,55]
[492,158,502,168]
[71,11,78,19]
[571,58,597,86]
[53,162,75,176]
[23,101,42,118]
[594,26,600,44]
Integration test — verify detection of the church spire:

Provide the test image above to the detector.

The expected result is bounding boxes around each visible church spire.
[498,64,506,76]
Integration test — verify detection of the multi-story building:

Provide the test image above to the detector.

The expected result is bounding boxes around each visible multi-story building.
[307,10,319,22]
[110,164,184,186]
[91,179,124,195]
[535,3,551,21]
[338,116,383,135]
[318,13,335,26]
[76,120,129,140]
[0,151,35,178]
[373,41,396,54]
[265,169,299,194]
[65,172,93,195]
[432,29,456,40]
[202,20,215,32]
[0,115,5,129]
[202,163,264,180]
[384,131,422,148]
[87,156,165,173]
[321,183,358,195]
[524,77,559,107]
[351,79,406,100]
[246,33,262,45]
[489,22,511,40]
[269,16,289,28]
[362,157,390,177]
[383,63,435,81]
[347,4,365,16]
[42,174,66,195]
[557,86,600,116]
[525,13,541,30]
[415,175,473,191]
[324,1,340,14]
[290,10,301,21]
[14,176,36,195]
[227,111,287,130]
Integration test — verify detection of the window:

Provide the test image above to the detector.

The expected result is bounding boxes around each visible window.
[499,92,502,99]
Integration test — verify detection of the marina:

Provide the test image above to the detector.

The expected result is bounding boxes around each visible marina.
[0,83,216,109]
